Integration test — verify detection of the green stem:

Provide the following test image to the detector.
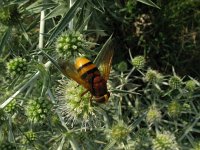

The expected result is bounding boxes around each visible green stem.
[69,0,74,30]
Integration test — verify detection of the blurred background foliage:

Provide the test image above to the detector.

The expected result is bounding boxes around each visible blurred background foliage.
[0,0,200,149]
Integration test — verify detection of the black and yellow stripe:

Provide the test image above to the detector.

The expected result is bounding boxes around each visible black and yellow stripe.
[75,57,98,79]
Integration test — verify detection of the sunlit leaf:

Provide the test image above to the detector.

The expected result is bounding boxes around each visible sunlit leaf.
[137,0,160,9]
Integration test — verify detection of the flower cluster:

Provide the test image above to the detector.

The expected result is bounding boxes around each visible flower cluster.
[152,131,179,150]
[4,99,17,114]
[21,131,37,144]
[185,79,197,91]
[146,105,162,125]
[168,76,182,89]
[56,31,86,58]
[131,55,145,69]
[168,100,181,118]
[145,69,163,84]
[56,79,101,129]
[6,57,28,77]
[117,61,128,72]
[107,122,131,142]
[25,97,52,123]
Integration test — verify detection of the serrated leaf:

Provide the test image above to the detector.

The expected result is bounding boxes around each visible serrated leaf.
[137,0,160,9]
[47,0,86,45]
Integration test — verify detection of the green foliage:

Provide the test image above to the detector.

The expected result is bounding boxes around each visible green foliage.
[0,0,200,149]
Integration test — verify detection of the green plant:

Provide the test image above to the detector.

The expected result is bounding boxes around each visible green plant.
[0,0,200,149]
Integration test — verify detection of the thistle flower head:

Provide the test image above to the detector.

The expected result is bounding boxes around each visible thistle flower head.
[25,97,52,123]
[131,55,145,69]
[56,79,102,129]
[6,57,28,77]
[168,100,181,118]
[185,79,198,92]
[146,105,162,125]
[55,31,87,58]
[21,131,37,144]
[106,121,131,142]
[169,75,182,89]
[145,69,163,84]
[4,99,18,114]
[117,61,128,72]
[152,131,179,150]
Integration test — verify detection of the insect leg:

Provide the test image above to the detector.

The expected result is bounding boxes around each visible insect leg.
[80,89,89,97]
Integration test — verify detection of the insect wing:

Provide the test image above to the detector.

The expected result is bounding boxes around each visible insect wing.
[59,60,91,90]
[94,35,114,81]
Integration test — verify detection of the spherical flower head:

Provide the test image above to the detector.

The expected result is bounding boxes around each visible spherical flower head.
[145,69,163,84]
[6,57,28,77]
[25,97,52,123]
[106,122,131,142]
[185,79,198,92]
[0,141,16,150]
[152,131,179,150]
[55,31,86,58]
[56,79,102,129]
[168,75,182,89]
[131,55,145,69]
[146,105,162,125]
[21,131,37,144]
[168,100,181,118]
[4,99,17,114]
[117,61,128,72]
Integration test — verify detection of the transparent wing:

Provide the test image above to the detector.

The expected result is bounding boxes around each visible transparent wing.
[40,50,91,90]
[94,35,114,81]
[59,60,91,90]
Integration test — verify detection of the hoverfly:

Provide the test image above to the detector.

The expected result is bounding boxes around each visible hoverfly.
[59,38,114,103]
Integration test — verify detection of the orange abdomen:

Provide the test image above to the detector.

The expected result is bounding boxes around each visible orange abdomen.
[75,57,109,102]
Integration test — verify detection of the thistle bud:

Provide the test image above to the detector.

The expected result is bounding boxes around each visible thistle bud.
[169,76,182,89]
[55,31,86,58]
[117,61,128,72]
[131,55,145,69]
[107,122,131,142]
[25,98,52,123]
[146,105,162,124]
[168,100,181,118]
[6,57,28,77]
[145,69,163,84]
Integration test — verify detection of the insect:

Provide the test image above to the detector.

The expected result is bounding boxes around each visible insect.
[59,39,114,103]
